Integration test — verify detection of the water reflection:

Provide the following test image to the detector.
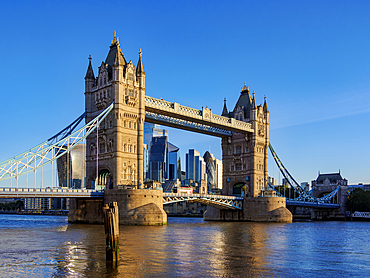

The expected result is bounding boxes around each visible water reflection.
[1,215,370,277]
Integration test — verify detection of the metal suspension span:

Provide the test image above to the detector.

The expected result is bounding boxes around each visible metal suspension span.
[0,102,114,182]
[268,143,340,203]
[163,193,243,210]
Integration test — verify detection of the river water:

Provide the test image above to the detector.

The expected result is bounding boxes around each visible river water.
[0,215,369,278]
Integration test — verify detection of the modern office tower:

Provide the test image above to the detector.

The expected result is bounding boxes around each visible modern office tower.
[56,144,86,189]
[148,135,181,183]
[167,142,181,180]
[186,149,206,184]
[144,123,168,181]
[203,151,216,191]
[149,136,168,183]
[144,123,168,146]
[215,159,223,190]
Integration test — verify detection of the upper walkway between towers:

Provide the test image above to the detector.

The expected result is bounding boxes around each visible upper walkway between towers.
[145,95,254,137]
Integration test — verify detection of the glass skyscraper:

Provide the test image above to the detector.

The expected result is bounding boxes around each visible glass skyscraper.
[56,144,86,189]
[186,149,206,183]
[203,151,216,191]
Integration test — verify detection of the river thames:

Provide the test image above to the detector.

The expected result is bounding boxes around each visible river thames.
[0,214,369,277]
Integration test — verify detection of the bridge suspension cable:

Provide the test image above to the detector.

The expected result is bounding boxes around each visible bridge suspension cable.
[268,143,339,203]
[0,102,114,182]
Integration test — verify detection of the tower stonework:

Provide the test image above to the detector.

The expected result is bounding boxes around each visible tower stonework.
[84,34,145,190]
[221,84,269,197]
[204,84,291,222]
[69,33,167,225]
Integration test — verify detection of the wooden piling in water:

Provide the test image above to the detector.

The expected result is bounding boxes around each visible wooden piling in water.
[103,202,119,262]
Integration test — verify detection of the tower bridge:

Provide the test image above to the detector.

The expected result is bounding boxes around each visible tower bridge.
[0,33,344,224]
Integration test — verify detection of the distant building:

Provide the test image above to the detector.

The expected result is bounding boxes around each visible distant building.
[268,176,277,186]
[144,123,168,146]
[144,123,168,181]
[185,149,206,184]
[203,151,223,192]
[149,136,168,183]
[56,144,86,189]
[167,142,181,180]
[203,151,216,191]
[148,135,181,183]
[300,182,310,191]
[24,198,53,211]
[215,159,223,190]
[348,183,370,192]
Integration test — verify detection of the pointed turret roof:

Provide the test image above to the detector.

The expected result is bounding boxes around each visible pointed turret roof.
[232,82,253,118]
[136,49,145,75]
[85,55,95,80]
[252,91,257,110]
[105,31,127,68]
[113,46,126,66]
[263,95,269,113]
[221,98,229,117]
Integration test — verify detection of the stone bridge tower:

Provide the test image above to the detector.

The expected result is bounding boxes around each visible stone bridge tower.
[221,83,269,197]
[84,33,145,190]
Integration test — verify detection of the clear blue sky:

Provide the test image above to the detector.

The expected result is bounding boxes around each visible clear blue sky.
[0,0,369,185]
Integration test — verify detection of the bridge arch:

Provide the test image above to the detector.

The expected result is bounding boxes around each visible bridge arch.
[97,168,113,189]
[232,182,249,197]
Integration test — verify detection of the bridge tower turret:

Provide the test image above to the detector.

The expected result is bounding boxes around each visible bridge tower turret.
[84,55,95,112]
[84,32,146,190]
[221,83,269,197]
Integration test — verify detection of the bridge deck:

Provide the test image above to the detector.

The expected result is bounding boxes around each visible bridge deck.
[0,188,104,198]
[286,200,340,209]
[163,193,244,210]
[0,188,340,210]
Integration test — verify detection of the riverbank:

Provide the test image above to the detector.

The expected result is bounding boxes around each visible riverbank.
[0,210,68,216]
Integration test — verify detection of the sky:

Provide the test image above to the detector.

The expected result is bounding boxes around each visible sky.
[0,0,370,185]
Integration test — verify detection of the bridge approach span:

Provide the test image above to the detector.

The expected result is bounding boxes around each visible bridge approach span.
[0,188,104,198]
[163,192,243,210]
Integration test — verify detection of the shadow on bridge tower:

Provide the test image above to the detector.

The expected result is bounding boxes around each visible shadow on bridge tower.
[68,33,166,225]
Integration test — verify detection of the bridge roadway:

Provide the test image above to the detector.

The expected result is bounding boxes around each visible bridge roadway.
[0,188,339,210]
[0,188,243,210]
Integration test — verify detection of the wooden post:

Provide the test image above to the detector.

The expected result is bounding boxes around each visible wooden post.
[103,202,119,262]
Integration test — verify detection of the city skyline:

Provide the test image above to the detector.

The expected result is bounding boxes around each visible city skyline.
[0,1,369,185]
